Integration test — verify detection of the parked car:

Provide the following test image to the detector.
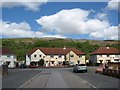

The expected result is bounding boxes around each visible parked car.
[20,64,27,68]
[73,64,87,73]
[29,65,36,68]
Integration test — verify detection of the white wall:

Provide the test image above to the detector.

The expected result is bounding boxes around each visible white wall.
[90,54,120,64]
[26,49,46,66]
[0,55,17,68]
[26,55,30,66]
[66,51,85,64]
[26,49,86,66]
[30,49,46,62]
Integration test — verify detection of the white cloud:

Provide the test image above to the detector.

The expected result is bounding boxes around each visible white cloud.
[89,26,118,40]
[96,13,108,20]
[1,0,47,11]
[36,8,118,40]
[42,35,67,38]
[0,21,66,38]
[37,8,91,35]
[106,0,119,10]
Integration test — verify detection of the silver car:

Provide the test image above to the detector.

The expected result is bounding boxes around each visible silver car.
[73,64,87,73]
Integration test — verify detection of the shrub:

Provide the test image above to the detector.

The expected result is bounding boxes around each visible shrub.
[38,59,44,66]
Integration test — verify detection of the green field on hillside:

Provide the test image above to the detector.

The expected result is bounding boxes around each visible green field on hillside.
[1,38,119,61]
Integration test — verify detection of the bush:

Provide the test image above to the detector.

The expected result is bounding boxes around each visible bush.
[38,59,44,66]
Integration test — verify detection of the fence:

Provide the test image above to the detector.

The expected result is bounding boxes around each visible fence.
[103,69,120,78]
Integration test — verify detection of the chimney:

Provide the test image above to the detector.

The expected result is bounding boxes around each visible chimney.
[63,46,66,50]
[106,46,110,49]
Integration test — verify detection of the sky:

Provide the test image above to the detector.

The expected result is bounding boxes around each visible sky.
[1,0,119,40]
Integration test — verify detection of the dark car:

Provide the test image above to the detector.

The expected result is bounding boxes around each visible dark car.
[20,64,27,68]
[29,65,36,68]
[73,64,87,73]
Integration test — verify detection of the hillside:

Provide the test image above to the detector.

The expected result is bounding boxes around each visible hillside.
[1,38,119,61]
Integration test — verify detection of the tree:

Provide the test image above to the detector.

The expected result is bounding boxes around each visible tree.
[38,59,44,66]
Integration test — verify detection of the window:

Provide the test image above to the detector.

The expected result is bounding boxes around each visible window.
[79,55,82,58]
[28,55,30,57]
[39,55,42,57]
[114,59,119,61]
[99,60,103,63]
[6,61,10,65]
[106,60,110,62]
[43,56,45,58]
[59,55,62,58]
[7,55,10,57]
[51,61,54,64]
[115,55,119,58]
[34,54,36,57]
[70,54,74,57]
[58,61,62,64]
[107,55,110,57]
[99,55,102,57]
[50,55,54,58]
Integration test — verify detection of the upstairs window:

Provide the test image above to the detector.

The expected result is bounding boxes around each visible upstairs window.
[34,54,36,57]
[115,55,119,57]
[107,55,110,57]
[79,55,82,58]
[99,55,102,57]
[59,55,62,58]
[7,55,10,57]
[70,54,74,57]
[39,55,42,57]
[50,55,54,58]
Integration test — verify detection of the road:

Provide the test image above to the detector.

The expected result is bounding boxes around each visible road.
[71,67,119,88]
[2,67,120,89]
[2,69,41,88]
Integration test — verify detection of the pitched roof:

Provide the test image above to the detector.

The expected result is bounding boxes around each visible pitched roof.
[27,47,85,55]
[0,47,15,55]
[91,47,120,55]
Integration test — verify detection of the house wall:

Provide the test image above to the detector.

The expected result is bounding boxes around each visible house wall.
[26,49,85,66]
[90,54,120,64]
[66,51,85,65]
[0,55,17,68]
[26,55,30,66]
[97,55,120,63]
[30,49,46,62]
[90,55,97,64]
[44,55,65,66]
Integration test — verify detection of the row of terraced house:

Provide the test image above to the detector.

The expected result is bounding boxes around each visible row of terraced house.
[0,47,120,68]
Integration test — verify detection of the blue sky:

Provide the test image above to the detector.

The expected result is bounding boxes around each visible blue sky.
[1,1,119,40]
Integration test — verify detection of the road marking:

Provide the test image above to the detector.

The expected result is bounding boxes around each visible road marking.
[70,70,99,90]
[17,71,42,89]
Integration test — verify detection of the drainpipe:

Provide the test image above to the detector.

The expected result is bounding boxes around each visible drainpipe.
[69,52,70,65]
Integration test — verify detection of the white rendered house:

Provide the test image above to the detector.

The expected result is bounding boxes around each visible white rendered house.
[90,47,120,65]
[0,48,17,68]
[26,47,85,66]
